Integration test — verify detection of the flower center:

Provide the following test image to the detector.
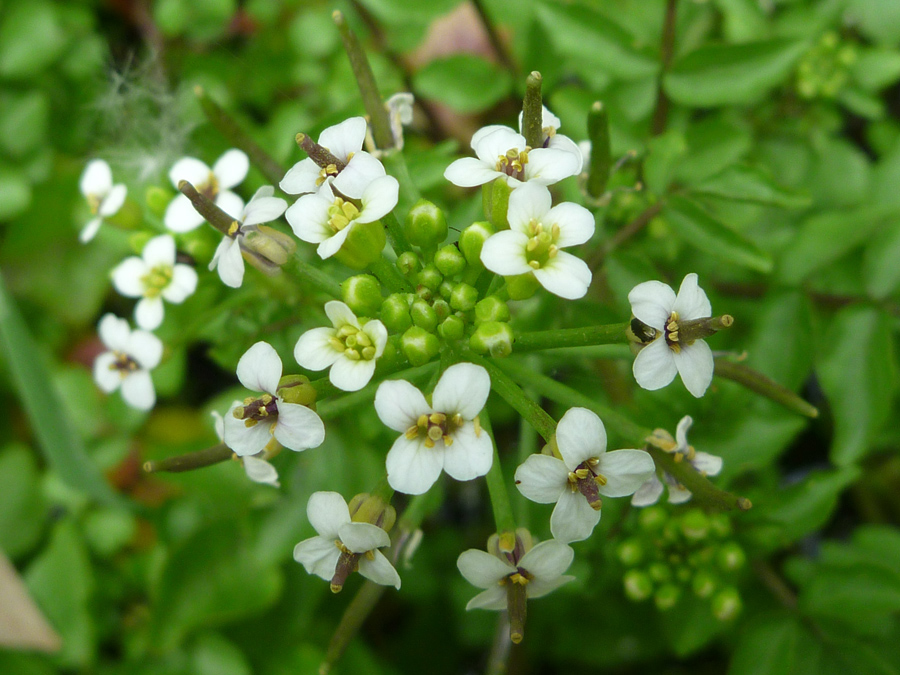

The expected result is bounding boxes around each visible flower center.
[199,172,220,201]
[495,147,530,181]
[326,198,361,233]
[140,264,174,298]
[404,411,468,448]
[317,163,340,187]
[232,393,279,428]
[327,324,377,362]
[664,311,681,354]
[566,458,606,511]
[109,351,139,378]
[523,218,561,270]
[499,567,534,586]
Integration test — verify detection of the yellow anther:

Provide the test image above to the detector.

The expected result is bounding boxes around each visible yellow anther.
[424,437,435,449]
[337,325,358,338]
[344,349,361,360]
[364,550,375,561]
[328,337,345,351]
[244,419,258,428]
[429,412,446,425]
[595,473,608,486]
[417,414,429,428]
[243,396,255,405]
[567,471,579,484]
[529,260,541,269]
[574,468,591,479]
[526,238,538,252]
[551,223,560,239]
[405,426,419,440]
[443,435,453,446]
[361,346,376,360]
[355,332,372,347]
[473,416,482,437]
[227,221,240,236]
[547,245,558,258]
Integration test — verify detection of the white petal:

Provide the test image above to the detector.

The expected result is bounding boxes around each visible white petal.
[465,587,507,611]
[293,327,341,371]
[432,362,490,419]
[317,226,353,260]
[667,477,693,504]
[547,133,584,174]
[457,549,513,589]
[126,330,163,369]
[318,117,367,160]
[213,149,250,189]
[514,454,567,504]
[307,491,351,539]
[519,540,574,581]
[556,407,607,470]
[480,231,531,276]
[474,127,524,164]
[672,273,712,320]
[332,151,385,199]
[358,550,401,589]
[329,357,376,392]
[169,157,211,188]
[441,422,493,482]
[541,106,561,130]
[595,449,656,497]
[506,182,551,233]
[533,251,591,299]
[98,184,127,217]
[524,147,580,185]
[628,280,676,330]
[243,456,280,486]
[672,340,714,398]
[79,218,102,243]
[527,574,575,600]
[161,265,198,303]
[111,257,147,298]
[692,451,723,477]
[285,193,333,244]
[135,297,164,331]
[324,300,360,329]
[142,234,176,267]
[633,339,677,391]
[279,158,320,195]
[224,408,274,457]
[546,202,595,247]
[357,176,399,224]
[470,124,508,149]
[362,320,387,358]
[93,352,121,393]
[293,536,341,581]
[164,194,206,233]
[236,341,283,393]
[242,195,287,227]
[213,238,245,288]
[374,379,430,432]
[338,522,390,553]
[215,190,245,220]
[675,415,693,452]
[121,371,155,410]
[274,401,326,452]
[80,159,112,197]
[631,474,664,507]
[550,490,602,544]
[443,158,500,188]
[385,436,444,495]
[98,314,130,351]
[212,410,225,441]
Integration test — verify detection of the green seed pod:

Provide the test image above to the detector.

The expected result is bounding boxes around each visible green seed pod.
[482,176,511,230]
[616,539,644,567]
[434,244,466,277]
[401,326,439,366]
[404,199,448,248]
[623,570,653,602]
[439,315,465,341]
[469,321,513,358]
[654,583,681,611]
[711,587,742,621]
[459,221,495,267]
[450,282,478,311]
[474,295,511,324]
[716,542,746,572]
[381,294,413,333]
[417,263,443,291]
[505,272,540,301]
[410,298,439,332]
[342,274,383,317]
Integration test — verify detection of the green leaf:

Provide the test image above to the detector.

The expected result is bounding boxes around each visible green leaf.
[675,115,752,184]
[412,55,512,114]
[663,195,774,272]
[690,164,811,208]
[643,130,686,195]
[846,0,900,46]
[664,39,807,106]
[863,221,900,298]
[817,306,896,466]
[0,166,32,220]
[0,273,122,506]
[852,48,900,91]
[0,0,66,78]
[729,613,802,675]
[0,444,47,558]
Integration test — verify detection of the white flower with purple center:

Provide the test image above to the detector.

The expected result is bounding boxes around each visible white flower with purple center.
[374,363,493,495]
[628,273,715,398]
[514,407,655,543]
[79,159,127,243]
[223,342,325,458]
[212,407,279,487]
[293,301,387,392]
[480,182,594,299]
[164,149,249,233]
[111,234,198,330]
[92,314,162,411]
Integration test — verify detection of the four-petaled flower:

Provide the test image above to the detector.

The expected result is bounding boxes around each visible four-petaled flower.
[444,124,580,189]
[164,149,249,232]
[209,186,288,288]
[285,176,398,260]
[111,234,198,330]
[93,314,162,411]
[280,117,386,198]
[632,416,723,507]
[628,273,715,398]
[213,407,279,487]
[79,159,127,243]
[293,491,401,591]
[223,342,325,457]
[514,407,655,543]
[294,301,387,392]
[480,182,594,299]
[374,363,493,495]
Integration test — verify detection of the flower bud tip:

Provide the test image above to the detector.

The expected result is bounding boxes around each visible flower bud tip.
[332,9,343,23]
[330,583,343,594]
[142,461,156,473]
[737,498,752,511]
[510,631,523,644]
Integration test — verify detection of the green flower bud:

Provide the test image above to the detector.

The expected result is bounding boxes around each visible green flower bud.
[107,197,142,231]
[474,295,510,324]
[709,513,732,538]
[401,326,439,366]
[348,493,396,532]
[711,587,742,621]
[675,566,692,584]
[654,583,681,611]
[381,294,413,333]
[648,562,671,584]
[181,234,216,263]
[623,570,653,602]
[243,225,297,268]
[692,571,718,599]
[417,263,443,291]
[616,539,644,567]
[129,232,155,255]
[404,199,448,248]
[459,221,495,267]
[411,298,438,332]
[439,315,465,341]
[397,251,420,279]
[717,542,746,572]
[482,176,511,229]
[469,321,513,358]
[432,299,451,321]
[439,280,454,299]
[680,508,710,541]
[277,374,317,407]
[145,186,173,218]
[434,244,466,277]
[639,506,668,532]
[450,283,478,311]
[506,272,540,300]
[332,219,387,270]
[342,274,383,317]
[662,521,681,544]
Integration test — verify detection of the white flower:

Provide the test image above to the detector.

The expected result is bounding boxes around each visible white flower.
[386,93,415,150]
[293,491,400,591]
[111,234,198,330]
[480,182,594,299]
[632,416,723,507]
[515,105,584,173]
[628,273,715,398]
[374,363,493,495]
[79,159,127,243]
[212,407,279,487]
[92,314,162,411]
[514,407,655,543]
[209,186,288,288]
[223,342,325,457]
[285,175,398,260]
[280,117,386,198]
[293,301,387,392]
[164,149,249,233]
[443,124,580,189]
[457,537,574,611]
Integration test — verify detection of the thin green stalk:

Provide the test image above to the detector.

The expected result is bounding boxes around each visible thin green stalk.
[714,359,819,418]
[522,71,543,149]
[381,211,412,256]
[471,0,517,74]
[143,444,233,474]
[178,180,234,235]
[291,255,343,298]
[381,151,421,220]
[651,0,679,136]
[586,101,611,198]
[369,256,413,293]
[513,323,630,353]
[647,446,752,511]
[480,411,517,536]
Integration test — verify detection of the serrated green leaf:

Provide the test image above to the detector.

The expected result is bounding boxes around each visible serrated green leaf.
[729,613,801,675]
[675,115,753,184]
[412,55,512,114]
[643,130,686,195]
[690,164,811,208]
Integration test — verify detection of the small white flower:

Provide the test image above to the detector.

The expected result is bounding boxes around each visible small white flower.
[294,301,387,392]
[480,182,594,299]
[285,175,398,260]
[443,124,580,189]
[223,342,325,457]
[293,491,400,590]
[92,314,162,411]
[280,117,387,198]
[514,407,655,543]
[374,363,493,495]
[164,149,249,233]
[514,105,584,173]
[111,234,198,330]
[386,92,415,150]
[209,186,288,288]
[79,159,127,243]
[212,407,279,487]
[628,273,715,398]
[631,416,723,507]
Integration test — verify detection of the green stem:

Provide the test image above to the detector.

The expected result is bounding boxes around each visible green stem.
[382,211,412,256]
[381,151,421,221]
[647,446,751,511]
[714,359,819,419]
[316,362,437,421]
[586,101,611,198]
[177,180,235,235]
[522,71,543,149]
[470,0,517,74]
[143,444,233,473]
[651,0,679,136]
[514,323,630,353]
[291,255,343,298]
[480,411,518,536]
[369,256,413,293]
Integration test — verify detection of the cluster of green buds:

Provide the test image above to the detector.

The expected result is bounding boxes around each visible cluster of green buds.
[796,31,857,100]
[617,506,745,621]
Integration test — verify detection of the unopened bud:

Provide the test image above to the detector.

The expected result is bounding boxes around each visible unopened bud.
[482,176,511,229]
[243,225,297,267]
[654,583,681,611]
[450,282,478,311]
[717,542,746,572]
[397,251,420,278]
[680,508,710,541]
[474,295,510,324]
[417,263,443,291]
[648,562,671,584]
[410,298,438,332]
[439,315,465,341]
[380,293,413,332]
[505,272,540,300]
[638,506,668,532]
[342,274,383,317]
[434,244,466,277]
[348,493,397,532]
[145,186,172,218]
[623,570,653,602]
[404,199,448,248]
[432,299,451,321]
[616,539,644,567]
[401,326,439,366]
[469,321,513,358]
[692,571,718,599]
[711,587,742,621]
[459,221,495,267]
[332,219,386,270]
[438,280,454,300]
[277,374,317,406]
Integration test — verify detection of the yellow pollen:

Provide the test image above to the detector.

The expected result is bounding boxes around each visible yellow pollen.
[364,550,375,561]
[574,468,590,479]
[443,435,453,446]
[244,419,258,428]
[474,416,482,437]
[405,425,419,440]
[528,260,540,269]
[424,437,435,449]
[429,412,446,425]
[595,473,608,486]
[227,221,240,236]
[417,414,429,428]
